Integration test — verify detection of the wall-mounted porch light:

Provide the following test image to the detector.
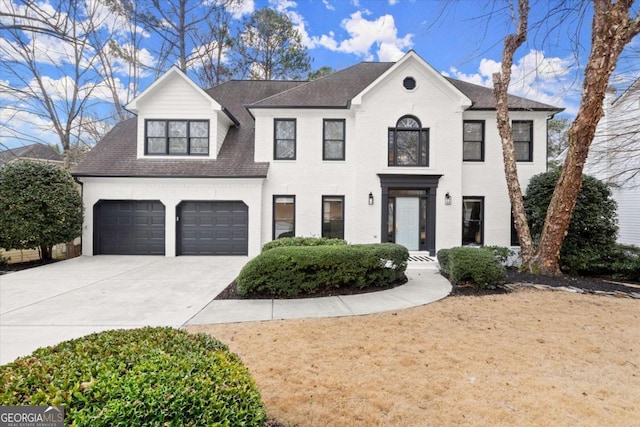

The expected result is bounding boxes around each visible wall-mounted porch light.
[445,192,452,205]
[368,192,374,205]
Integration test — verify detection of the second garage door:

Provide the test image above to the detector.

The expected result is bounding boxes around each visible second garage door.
[177,201,248,255]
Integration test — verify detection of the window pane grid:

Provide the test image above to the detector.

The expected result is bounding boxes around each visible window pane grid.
[462,197,484,246]
[322,196,344,239]
[145,120,209,155]
[512,120,532,161]
[463,121,484,161]
[388,116,429,167]
[169,137,187,154]
[275,119,296,160]
[323,119,345,160]
[273,196,295,239]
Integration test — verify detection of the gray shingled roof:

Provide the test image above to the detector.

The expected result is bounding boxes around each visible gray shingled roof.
[72,117,275,178]
[445,77,563,111]
[250,62,394,108]
[72,60,562,178]
[72,80,304,178]
[0,143,63,165]
[250,62,562,111]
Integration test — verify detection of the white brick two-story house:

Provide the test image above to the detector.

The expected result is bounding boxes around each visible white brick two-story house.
[72,51,562,257]
[585,79,640,246]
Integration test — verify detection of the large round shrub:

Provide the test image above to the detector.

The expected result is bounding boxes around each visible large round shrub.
[524,168,618,273]
[0,327,266,426]
[0,161,82,259]
[261,236,347,252]
[238,243,409,297]
[447,247,507,289]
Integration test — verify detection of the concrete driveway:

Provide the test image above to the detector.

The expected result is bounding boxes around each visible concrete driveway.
[0,255,249,364]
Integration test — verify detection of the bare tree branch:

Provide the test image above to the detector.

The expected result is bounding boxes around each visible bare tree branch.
[531,0,640,274]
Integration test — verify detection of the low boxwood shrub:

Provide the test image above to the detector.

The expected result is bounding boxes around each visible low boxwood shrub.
[0,327,267,426]
[238,243,408,297]
[448,247,507,289]
[436,249,451,274]
[579,244,640,281]
[482,245,514,265]
[261,236,347,252]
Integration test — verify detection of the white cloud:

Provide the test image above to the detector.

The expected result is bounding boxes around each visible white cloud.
[89,77,128,103]
[478,58,501,81]
[187,41,231,72]
[445,49,576,114]
[0,105,58,146]
[441,67,486,86]
[322,0,335,11]
[0,79,21,102]
[270,0,297,8]
[377,41,406,62]
[0,0,59,31]
[311,11,413,61]
[0,103,111,149]
[227,0,255,19]
[268,0,319,49]
[0,31,91,67]
[98,41,155,79]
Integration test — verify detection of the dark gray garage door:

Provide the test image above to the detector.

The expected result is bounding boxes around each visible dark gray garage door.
[177,201,248,255]
[94,200,165,255]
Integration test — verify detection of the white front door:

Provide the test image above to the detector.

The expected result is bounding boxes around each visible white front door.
[395,197,420,250]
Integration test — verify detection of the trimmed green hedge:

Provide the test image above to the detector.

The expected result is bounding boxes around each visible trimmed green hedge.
[238,243,409,297]
[437,247,506,289]
[261,236,347,252]
[436,248,451,273]
[580,244,640,280]
[0,327,266,426]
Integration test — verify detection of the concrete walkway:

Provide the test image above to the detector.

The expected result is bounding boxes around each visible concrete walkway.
[0,255,450,364]
[187,263,451,324]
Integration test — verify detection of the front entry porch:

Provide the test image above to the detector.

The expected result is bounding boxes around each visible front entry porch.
[378,174,442,255]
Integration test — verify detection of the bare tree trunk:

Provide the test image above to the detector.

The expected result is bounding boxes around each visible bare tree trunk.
[530,0,640,275]
[492,0,535,265]
[39,244,52,261]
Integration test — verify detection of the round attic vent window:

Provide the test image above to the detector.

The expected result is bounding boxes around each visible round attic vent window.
[403,77,417,90]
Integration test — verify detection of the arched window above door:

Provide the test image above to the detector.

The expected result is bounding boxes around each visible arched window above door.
[397,116,420,128]
[388,115,429,167]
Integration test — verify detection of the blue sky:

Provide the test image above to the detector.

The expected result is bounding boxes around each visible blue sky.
[248,0,636,116]
[1,0,638,150]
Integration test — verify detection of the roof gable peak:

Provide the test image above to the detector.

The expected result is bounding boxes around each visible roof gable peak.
[126,66,221,114]
[350,51,472,108]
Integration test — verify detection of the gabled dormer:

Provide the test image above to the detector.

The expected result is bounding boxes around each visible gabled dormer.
[126,67,238,159]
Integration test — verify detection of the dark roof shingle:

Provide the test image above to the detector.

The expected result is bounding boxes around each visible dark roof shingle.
[73,81,305,178]
[445,77,563,111]
[73,60,563,178]
[250,62,394,108]
[0,143,63,165]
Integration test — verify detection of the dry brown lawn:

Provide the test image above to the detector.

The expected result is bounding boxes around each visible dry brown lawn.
[187,289,640,427]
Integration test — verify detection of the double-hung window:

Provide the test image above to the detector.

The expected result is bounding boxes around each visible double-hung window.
[323,119,345,160]
[388,115,429,167]
[512,120,533,162]
[273,196,295,239]
[145,120,209,155]
[463,120,484,161]
[462,197,484,246]
[322,196,344,239]
[274,119,296,160]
